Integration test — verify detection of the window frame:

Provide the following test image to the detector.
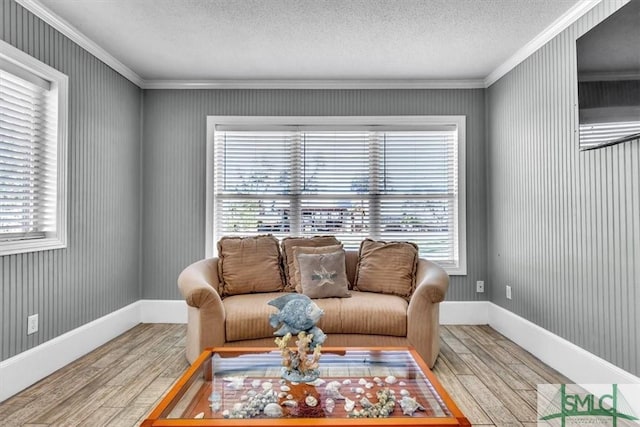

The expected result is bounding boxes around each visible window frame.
[206,116,466,275]
[0,40,68,256]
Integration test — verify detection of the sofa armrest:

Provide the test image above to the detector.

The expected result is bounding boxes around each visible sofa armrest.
[412,259,449,304]
[178,258,226,364]
[178,258,223,308]
[407,259,449,368]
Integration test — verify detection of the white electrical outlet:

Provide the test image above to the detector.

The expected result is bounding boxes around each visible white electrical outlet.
[506,285,512,300]
[27,314,38,335]
[476,280,485,293]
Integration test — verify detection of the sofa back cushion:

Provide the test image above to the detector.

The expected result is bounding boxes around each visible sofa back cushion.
[217,235,284,297]
[354,239,419,299]
[281,236,341,292]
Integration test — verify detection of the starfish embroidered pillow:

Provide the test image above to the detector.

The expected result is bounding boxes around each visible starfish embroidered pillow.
[296,250,351,299]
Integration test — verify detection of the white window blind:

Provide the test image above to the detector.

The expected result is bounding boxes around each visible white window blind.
[212,118,465,272]
[0,41,68,255]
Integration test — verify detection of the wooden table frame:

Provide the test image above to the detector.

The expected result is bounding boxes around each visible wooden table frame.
[142,346,470,427]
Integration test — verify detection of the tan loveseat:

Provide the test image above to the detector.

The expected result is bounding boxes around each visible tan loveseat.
[178,249,449,368]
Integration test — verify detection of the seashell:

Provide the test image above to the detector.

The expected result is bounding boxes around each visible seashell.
[373,376,381,382]
[400,396,424,416]
[309,378,326,387]
[286,394,293,400]
[264,402,283,418]
[282,400,298,407]
[398,381,407,386]
[342,379,351,385]
[261,382,273,391]
[251,379,261,388]
[305,395,319,407]
[355,387,365,394]
[280,385,291,392]
[366,392,373,398]
[385,375,397,384]
[290,381,299,385]
[344,397,355,412]
[279,379,286,384]
[247,390,257,397]
[365,382,374,389]
[358,378,367,385]
[325,398,335,413]
[400,389,410,397]
[278,392,287,398]
[194,412,204,419]
[356,395,361,399]
[222,409,230,418]
[360,397,373,408]
[325,381,345,400]
[240,395,248,401]
[224,377,244,390]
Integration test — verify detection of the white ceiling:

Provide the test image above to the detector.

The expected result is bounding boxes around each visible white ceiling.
[34,0,591,86]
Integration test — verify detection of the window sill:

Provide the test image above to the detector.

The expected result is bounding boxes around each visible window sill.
[0,237,67,256]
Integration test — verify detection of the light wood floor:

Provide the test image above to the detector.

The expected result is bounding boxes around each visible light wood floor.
[0,324,569,426]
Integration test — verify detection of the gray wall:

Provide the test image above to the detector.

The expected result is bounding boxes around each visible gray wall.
[487,0,639,376]
[0,1,142,361]
[142,89,487,301]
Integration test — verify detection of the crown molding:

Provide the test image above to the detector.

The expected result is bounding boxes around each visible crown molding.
[14,0,144,87]
[15,0,602,91]
[484,0,601,87]
[141,79,486,90]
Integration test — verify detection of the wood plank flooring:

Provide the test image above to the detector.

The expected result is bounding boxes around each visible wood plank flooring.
[0,324,570,426]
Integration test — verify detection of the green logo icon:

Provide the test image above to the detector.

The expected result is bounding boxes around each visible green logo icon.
[538,384,639,426]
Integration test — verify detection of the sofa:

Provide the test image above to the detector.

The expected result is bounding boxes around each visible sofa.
[177,237,449,368]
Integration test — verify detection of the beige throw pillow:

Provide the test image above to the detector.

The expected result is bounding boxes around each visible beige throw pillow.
[281,236,341,291]
[217,235,284,297]
[292,244,345,293]
[354,239,419,299]
[297,250,351,299]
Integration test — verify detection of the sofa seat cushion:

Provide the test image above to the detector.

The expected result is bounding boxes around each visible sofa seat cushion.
[223,291,407,342]
[339,291,407,336]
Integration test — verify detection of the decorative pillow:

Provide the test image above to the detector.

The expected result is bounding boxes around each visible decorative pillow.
[354,239,419,299]
[217,235,284,297]
[297,250,351,299]
[292,244,345,293]
[281,236,341,291]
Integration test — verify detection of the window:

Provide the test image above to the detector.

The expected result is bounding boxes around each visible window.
[0,40,68,255]
[207,116,466,275]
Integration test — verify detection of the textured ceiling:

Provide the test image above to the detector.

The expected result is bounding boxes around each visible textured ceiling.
[38,0,581,81]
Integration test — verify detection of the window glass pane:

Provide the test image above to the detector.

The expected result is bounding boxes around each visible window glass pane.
[302,132,369,194]
[379,198,455,262]
[383,132,455,194]
[300,198,370,249]
[216,199,291,237]
[216,131,292,194]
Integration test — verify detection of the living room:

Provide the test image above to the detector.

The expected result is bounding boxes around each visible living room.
[1,0,638,425]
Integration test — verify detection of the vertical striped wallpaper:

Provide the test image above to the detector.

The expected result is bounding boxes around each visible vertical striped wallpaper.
[0,1,142,361]
[141,89,487,301]
[487,0,639,375]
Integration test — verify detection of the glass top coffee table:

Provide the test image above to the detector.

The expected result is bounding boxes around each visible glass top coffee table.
[142,347,470,426]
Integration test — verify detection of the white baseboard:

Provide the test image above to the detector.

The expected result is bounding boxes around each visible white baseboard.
[440,301,489,324]
[1,298,638,404]
[0,301,141,403]
[139,299,187,323]
[488,303,640,385]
